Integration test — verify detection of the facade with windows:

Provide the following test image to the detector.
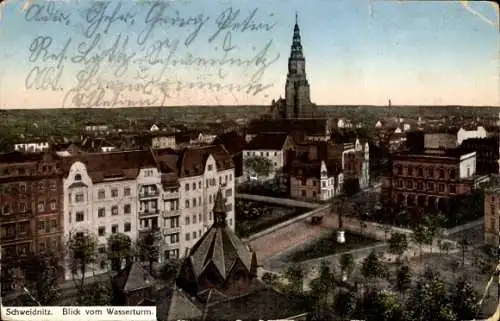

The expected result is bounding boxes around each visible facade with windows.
[62,151,157,280]
[381,149,476,212]
[176,146,236,258]
[0,151,64,291]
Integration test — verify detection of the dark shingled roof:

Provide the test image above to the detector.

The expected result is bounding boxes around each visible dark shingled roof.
[214,131,245,155]
[156,286,203,321]
[247,118,332,136]
[113,262,155,293]
[289,160,342,179]
[62,150,158,183]
[177,145,234,178]
[206,283,309,320]
[245,132,291,150]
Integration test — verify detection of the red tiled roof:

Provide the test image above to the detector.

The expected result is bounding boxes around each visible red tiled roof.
[245,132,291,151]
[178,145,234,178]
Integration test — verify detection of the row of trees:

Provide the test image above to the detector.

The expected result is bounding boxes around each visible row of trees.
[263,249,481,321]
[4,230,181,306]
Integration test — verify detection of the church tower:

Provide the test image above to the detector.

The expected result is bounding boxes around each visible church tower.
[285,14,313,119]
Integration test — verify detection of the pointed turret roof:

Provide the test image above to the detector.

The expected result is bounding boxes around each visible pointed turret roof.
[290,13,304,59]
[113,261,155,293]
[177,188,257,288]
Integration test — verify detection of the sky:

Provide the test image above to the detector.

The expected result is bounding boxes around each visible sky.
[0,0,498,109]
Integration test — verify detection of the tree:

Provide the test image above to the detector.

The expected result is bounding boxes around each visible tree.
[361,251,387,288]
[412,224,433,260]
[340,253,355,280]
[244,156,274,177]
[366,291,403,321]
[21,251,63,305]
[107,233,132,272]
[309,261,335,302]
[284,265,304,295]
[438,240,453,255]
[66,232,98,292]
[76,281,112,306]
[136,231,160,274]
[388,233,408,261]
[451,276,479,320]
[333,289,357,321]
[159,259,181,283]
[262,272,280,288]
[395,264,412,299]
[459,239,469,267]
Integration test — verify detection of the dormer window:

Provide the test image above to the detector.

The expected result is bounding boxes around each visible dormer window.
[208,164,213,171]
[74,174,82,181]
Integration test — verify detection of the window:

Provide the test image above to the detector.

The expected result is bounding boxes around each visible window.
[192,183,196,190]
[98,226,105,236]
[98,208,105,218]
[417,167,423,177]
[199,213,202,222]
[407,167,413,176]
[208,164,213,171]
[111,206,118,216]
[395,165,402,175]
[491,217,496,233]
[49,181,56,190]
[185,216,190,225]
[111,188,118,197]
[427,168,434,178]
[98,189,105,199]
[438,184,445,193]
[427,182,434,191]
[124,222,131,232]
[449,169,456,179]
[20,183,26,193]
[193,214,197,224]
[37,201,45,212]
[124,187,131,196]
[209,194,212,204]
[185,233,190,241]
[193,198,197,207]
[51,219,56,228]
[74,174,82,181]
[438,169,445,179]
[185,200,190,208]
[49,200,56,211]
[449,184,456,194]
[198,181,202,189]
[20,203,26,212]
[193,231,197,239]
[75,193,84,202]
[170,217,179,228]
[39,182,45,191]
[98,246,105,254]
[111,224,118,234]
[301,190,306,197]
[124,204,131,214]
[405,180,413,189]
[185,183,189,191]
[76,211,84,222]
[170,233,179,244]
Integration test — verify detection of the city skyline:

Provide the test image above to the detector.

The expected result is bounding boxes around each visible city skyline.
[0,0,498,109]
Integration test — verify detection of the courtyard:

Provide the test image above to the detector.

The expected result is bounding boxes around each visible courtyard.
[235,199,309,238]
[285,230,380,263]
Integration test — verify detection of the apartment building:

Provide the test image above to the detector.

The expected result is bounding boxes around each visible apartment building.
[289,160,343,202]
[0,151,64,291]
[176,145,236,258]
[381,148,476,212]
[62,151,158,280]
[242,132,295,181]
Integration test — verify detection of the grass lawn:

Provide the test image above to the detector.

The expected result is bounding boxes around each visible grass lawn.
[287,230,379,262]
[235,200,309,238]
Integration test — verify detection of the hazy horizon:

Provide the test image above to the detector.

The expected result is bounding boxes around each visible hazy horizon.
[0,0,498,109]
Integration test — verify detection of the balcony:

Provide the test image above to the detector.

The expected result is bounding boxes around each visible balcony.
[138,209,160,217]
[139,190,160,199]
[163,210,180,218]
[163,227,181,235]
[163,242,180,250]
[162,191,179,200]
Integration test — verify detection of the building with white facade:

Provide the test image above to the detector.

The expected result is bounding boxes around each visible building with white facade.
[242,132,295,181]
[62,150,158,280]
[14,141,50,153]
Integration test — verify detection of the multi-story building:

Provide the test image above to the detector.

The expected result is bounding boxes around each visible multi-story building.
[0,151,64,291]
[288,160,343,202]
[242,132,295,181]
[62,151,158,280]
[381,148,476,212]
[484,182,500,246]
[460,136,499,175]
[175,145,236,258]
